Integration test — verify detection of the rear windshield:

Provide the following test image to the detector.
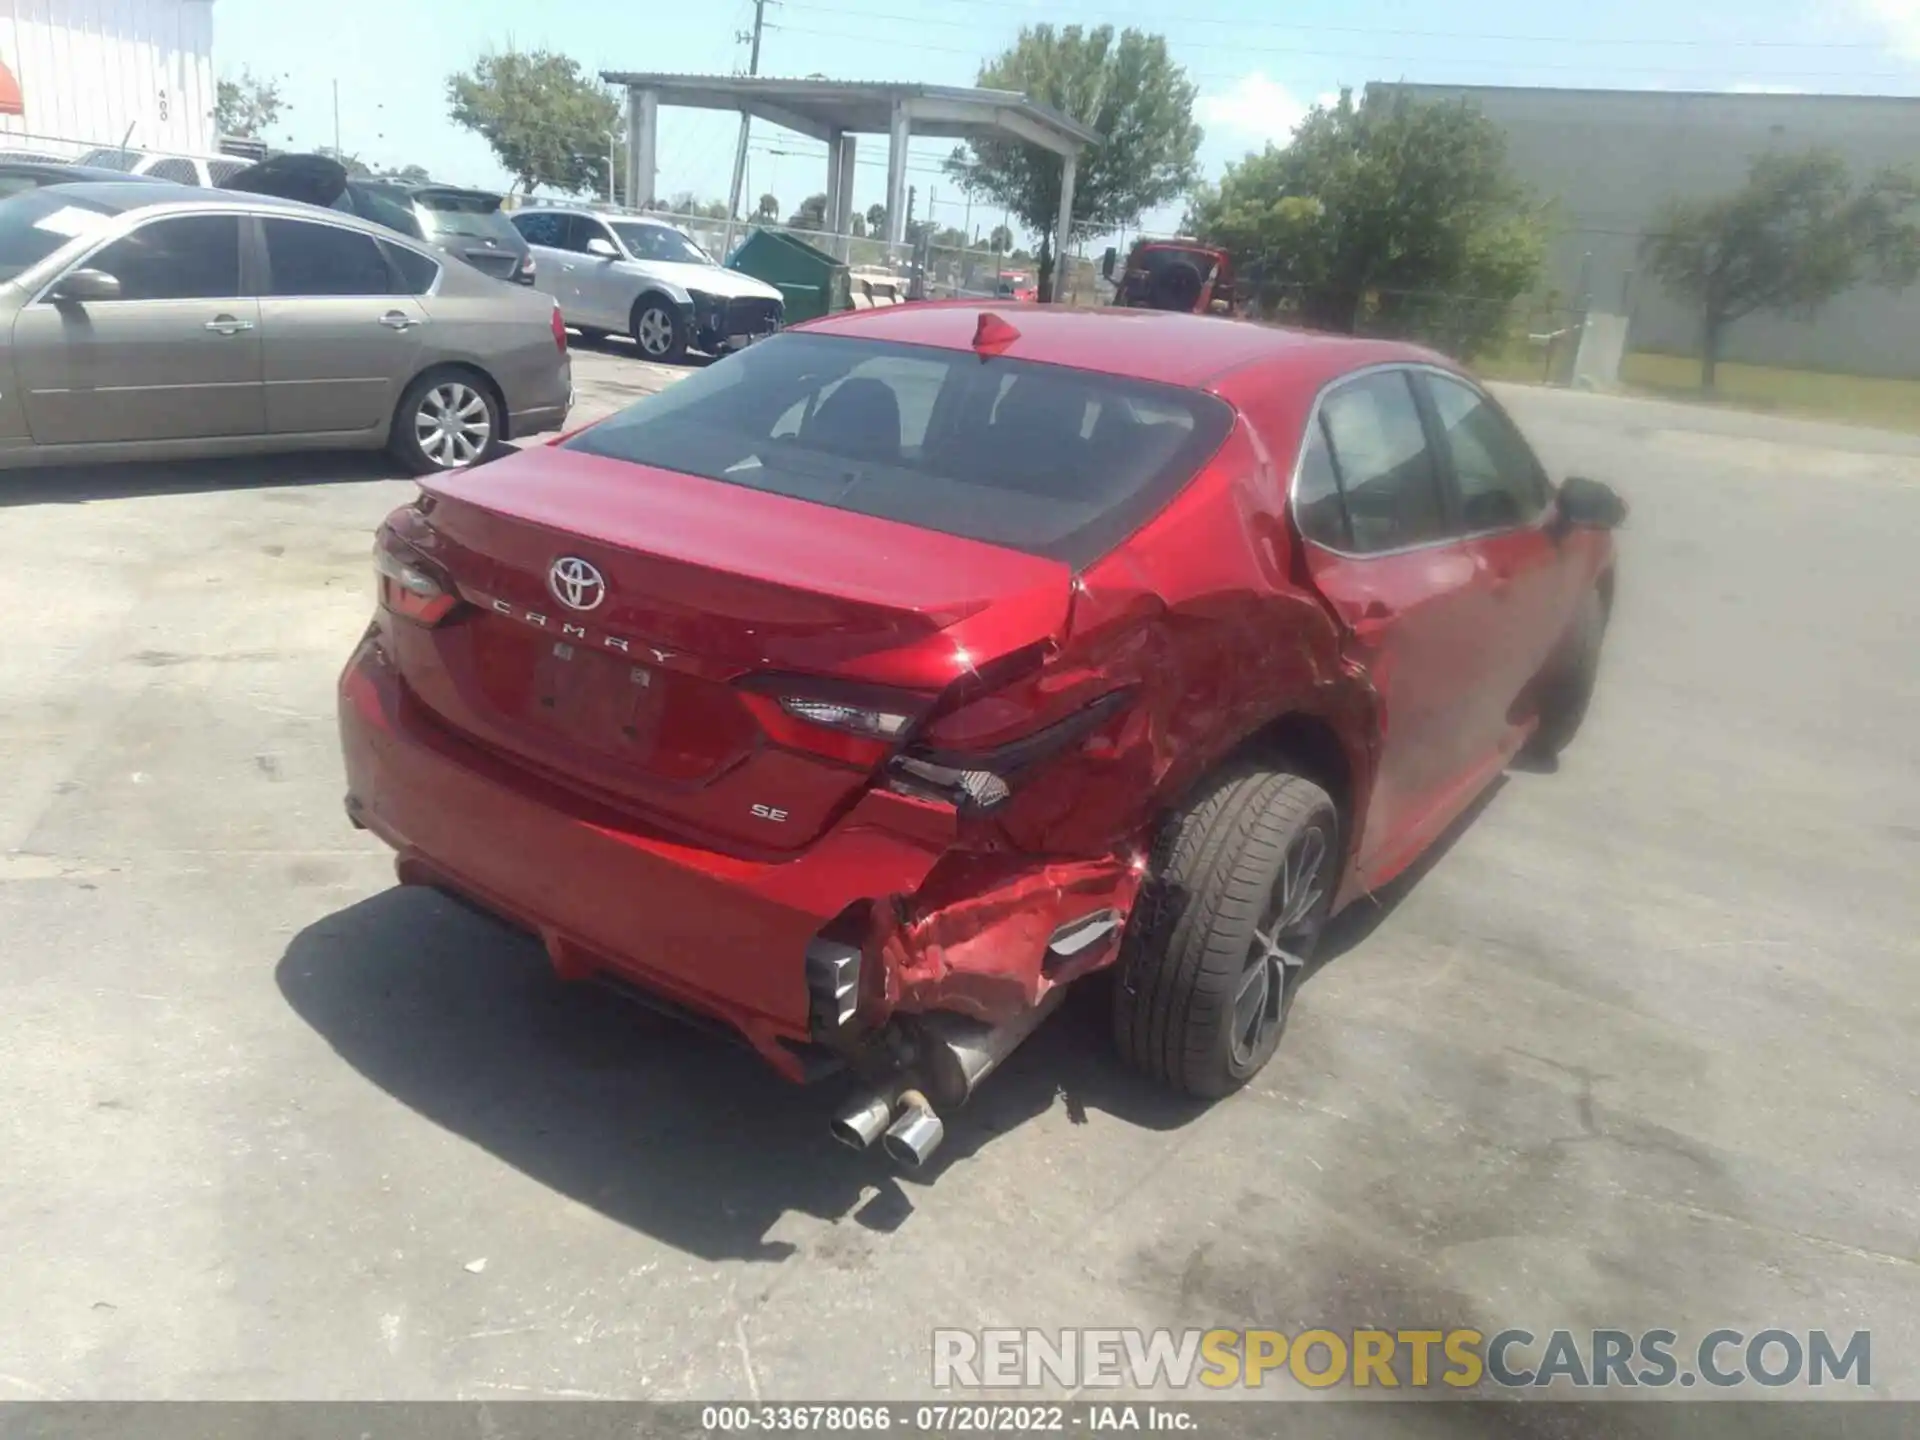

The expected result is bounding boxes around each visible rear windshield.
[565,333,1235,566]
[0,189,121,281]
[415,192,519,243]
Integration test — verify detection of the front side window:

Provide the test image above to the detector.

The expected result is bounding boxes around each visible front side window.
[1422,372,1549,533]
[573,218,619,255]
[566,332,1235,567]
[263,218,395,296]
[82,214,241,300]
[1317,370,1450,554]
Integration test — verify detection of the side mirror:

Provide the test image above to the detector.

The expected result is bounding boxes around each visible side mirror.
[1101,246,1116,281]
[49,268,123,304]
[585,237,618,259]
[1553,475,1629,532]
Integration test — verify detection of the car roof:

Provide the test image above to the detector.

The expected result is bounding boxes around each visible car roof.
[0,161,168,184]
[796,302,1452,390]
[30,182,437,238]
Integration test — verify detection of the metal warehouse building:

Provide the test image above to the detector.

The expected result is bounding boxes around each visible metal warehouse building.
[1370,83,1920,380]
[1,0,215,158]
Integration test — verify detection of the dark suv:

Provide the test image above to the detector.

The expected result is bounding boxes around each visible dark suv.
[223,155,535,287]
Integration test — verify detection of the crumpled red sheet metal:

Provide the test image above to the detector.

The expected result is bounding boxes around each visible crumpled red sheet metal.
[869,850,1146,1025]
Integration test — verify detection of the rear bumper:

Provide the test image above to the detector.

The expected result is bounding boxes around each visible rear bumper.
[337,632,951,1080]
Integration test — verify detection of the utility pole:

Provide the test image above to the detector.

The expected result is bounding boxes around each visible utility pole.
[727,0,769,223]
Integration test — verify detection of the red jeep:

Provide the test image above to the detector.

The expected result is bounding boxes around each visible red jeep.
[1106,238,1236,314]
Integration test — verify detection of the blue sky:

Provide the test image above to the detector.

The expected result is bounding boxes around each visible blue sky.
[216,0,1920,243]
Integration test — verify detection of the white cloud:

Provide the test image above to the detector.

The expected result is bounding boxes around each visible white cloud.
[1197,74,1323,143]
[1858,0,1920,61]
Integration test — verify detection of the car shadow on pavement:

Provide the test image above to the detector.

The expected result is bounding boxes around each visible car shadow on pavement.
[0,450,410,506]
[275,779,1512,1260]
[572,330,717,368]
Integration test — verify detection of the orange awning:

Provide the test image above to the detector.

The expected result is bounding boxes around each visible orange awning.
[0,59,22,117]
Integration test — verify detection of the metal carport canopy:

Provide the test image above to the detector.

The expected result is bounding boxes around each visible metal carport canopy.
[603,74,1100,295]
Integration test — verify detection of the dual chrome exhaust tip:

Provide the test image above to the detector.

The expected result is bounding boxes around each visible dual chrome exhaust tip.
[829,1085,947,1168]
[828,986,1069,1170]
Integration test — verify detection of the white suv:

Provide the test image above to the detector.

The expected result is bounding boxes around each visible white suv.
[76,148,252,187]
[510,206,783,362]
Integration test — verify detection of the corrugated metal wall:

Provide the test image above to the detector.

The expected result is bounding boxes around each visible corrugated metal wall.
[0,0,215,156]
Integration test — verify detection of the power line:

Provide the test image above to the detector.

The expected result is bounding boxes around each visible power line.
[770,22,1919,83]
[781,0,1894,50]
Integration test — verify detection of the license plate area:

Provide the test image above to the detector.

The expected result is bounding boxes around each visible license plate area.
[532,639,663,755]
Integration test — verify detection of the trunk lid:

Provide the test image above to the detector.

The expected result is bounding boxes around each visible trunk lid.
[391,450,1073,851]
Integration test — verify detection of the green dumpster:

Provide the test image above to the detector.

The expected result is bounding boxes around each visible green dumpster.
[728,228,851,324]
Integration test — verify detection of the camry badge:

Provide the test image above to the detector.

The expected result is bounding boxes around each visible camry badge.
[549,556,606,612]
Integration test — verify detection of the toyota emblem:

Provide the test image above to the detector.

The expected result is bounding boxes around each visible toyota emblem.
[549,556,607,612]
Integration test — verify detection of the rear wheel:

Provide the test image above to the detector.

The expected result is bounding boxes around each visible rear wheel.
[388,370,501,475]
[1113,770,1340,1098]
[1525,586,1608,761]
[631,297,687,362]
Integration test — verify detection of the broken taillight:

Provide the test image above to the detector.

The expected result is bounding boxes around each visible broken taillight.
[373,527,459,626]
[736,675,928,767]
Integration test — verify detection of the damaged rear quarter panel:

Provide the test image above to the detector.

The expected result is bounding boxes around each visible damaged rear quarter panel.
[875,414,1380,1025]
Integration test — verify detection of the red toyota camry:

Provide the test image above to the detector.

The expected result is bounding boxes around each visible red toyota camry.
[337,302,1625,1167]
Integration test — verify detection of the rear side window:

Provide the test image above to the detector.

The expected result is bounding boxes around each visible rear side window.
[1293,417,1350,550]
[263,218,396,296]
[566,333,1235,566]
[513,211,566,247]
[382,242,441,295]
[1316,371,1449,553]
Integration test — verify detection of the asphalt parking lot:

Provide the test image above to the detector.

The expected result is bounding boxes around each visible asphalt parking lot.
[1,347,1916,1404]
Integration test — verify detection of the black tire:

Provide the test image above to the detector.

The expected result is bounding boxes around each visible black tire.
[1525,586,1608,761]
[387,368,502,476]
[631,296,687,362]
[1113,770,1340,1098]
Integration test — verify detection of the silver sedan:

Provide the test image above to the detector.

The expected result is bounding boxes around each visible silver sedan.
[0,183,573,473]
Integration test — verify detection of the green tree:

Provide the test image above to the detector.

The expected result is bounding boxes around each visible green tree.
[945,25,1200,300]
[790,193,830,229]
[1188,91,1543,357]
[447,50,619,196]
[850,213,868,238]
[988,224,1014,255]
[1641,148,1920,390]
[865,202,888,234]
[383,163,433,185]
[756,193,780,221]
[215,69,282,138]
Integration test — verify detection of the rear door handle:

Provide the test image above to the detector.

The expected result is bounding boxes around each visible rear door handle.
[378,311,419,330]
[204,316,254,335]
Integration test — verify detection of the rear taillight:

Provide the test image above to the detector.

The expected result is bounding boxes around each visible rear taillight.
[887,687,1137,813]
[550,302,567,352]
[373,527,459,626]
[737,681,926,768]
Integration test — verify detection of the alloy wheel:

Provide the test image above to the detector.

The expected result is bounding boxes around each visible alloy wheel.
[413,382,491,469]
[635,306,674,357]
[1229,823,1330,1069]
